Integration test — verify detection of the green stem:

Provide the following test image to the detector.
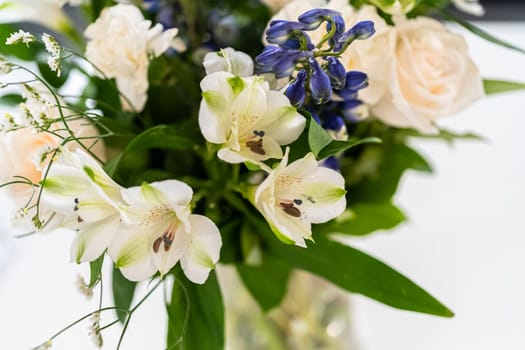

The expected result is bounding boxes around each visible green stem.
[116,279,163,349]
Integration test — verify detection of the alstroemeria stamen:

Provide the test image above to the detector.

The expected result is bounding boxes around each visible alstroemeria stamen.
[246,138,265,155]
[280,201,302,218]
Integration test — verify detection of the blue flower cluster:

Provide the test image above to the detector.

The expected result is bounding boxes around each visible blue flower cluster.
[255,8,376,171]
[255,8,375,109]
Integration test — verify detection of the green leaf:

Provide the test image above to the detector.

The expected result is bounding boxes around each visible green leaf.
[442,11,525,55]
[318,137,382,159]
[266,233,453,317]
[104,125,195,177]
[0,24,39,61]
[483,79,525,95]
[237,257,292,311]
[112,267,137,324]
[0,94,23,106]
[346,143,432,203]
[308,117,333,157]
[366,0,415,13]
[167,270,224,350]
[401,127,484,143]
[316,202,406,236]
[88,254,104,289]
[37,61,70,89]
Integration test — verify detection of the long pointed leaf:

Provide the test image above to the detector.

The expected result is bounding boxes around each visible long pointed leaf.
[167,270,224,350]
[112,267,137,323]
[266,233,453,317]
[484,79,525,95]
[442,11,525,55]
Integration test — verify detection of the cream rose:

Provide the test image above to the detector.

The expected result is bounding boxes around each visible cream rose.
[269,1,483,133]
[348,16,483,133]
[84,4,178,112]
[0,83,105,230]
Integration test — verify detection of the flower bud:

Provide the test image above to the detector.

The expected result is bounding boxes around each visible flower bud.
[274,50,310,78]
[309,58,332,104]
[266,20,305,45]
[344,71,368,91]
[325,57,346,90]
[334,20,375,52]
[285,69,307,107]
[298,8,342,31]
[255,45,283,73]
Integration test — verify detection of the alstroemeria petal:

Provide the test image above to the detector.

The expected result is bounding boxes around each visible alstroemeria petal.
[108,224,157,282]
[230,78,269,133]
[199,72,235,143]
[262,201,310,247]
[180,214,222,284]
[297,172,347,224]
[154,223,189,277]
[71,215,120,263]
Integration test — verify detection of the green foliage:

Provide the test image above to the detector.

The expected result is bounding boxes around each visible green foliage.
[400,128,484,143]
[167,270,224,350]
[316,202,406,236]
[265,232,454,317]
[308,117,333,157]
[37,61,71,89]
[0,94,23,106]
[112,267,137,324]
[345,142,432,204]
[88,254,104,289]
[484,79,525,95]
[104,125,196,177]
[442,10,525,55]
[237,257,292,312]
[0,24,39,61]
[318,137,382,159]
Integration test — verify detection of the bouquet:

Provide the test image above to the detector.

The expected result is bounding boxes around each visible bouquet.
[1,0,524,348]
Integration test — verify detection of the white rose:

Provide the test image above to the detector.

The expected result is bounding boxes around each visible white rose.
[84,4,178,112]
[348,16,483,133]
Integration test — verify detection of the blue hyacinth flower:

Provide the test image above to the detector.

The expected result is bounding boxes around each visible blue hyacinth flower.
[334,20,375,52]
[309,58,332,104]
[274,50,311,78]
[266,20,305,45]
[298,8,342,31]
[342,99,364,121]
[344,71,368,91]
[325,57,346,90]
[320,156,340,171]
[255,45,284,73]
[280,32,314,50]
[286,69,308,107]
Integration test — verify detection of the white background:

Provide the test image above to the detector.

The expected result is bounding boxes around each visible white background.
[1,23,525,349]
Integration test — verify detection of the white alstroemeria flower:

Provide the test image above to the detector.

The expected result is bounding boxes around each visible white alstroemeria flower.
[203,47,254,77]
[254,149,346,247]
[84,4,179,112]
[108,181,222,283]
[453,0,485,16]
[199,71,306,164]
[42,147,124,263]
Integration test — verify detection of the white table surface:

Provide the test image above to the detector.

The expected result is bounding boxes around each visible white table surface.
[1,22,524,350]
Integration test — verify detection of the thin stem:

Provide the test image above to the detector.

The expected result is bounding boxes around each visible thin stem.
[116,279,163,349]
[31,307,128,350]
